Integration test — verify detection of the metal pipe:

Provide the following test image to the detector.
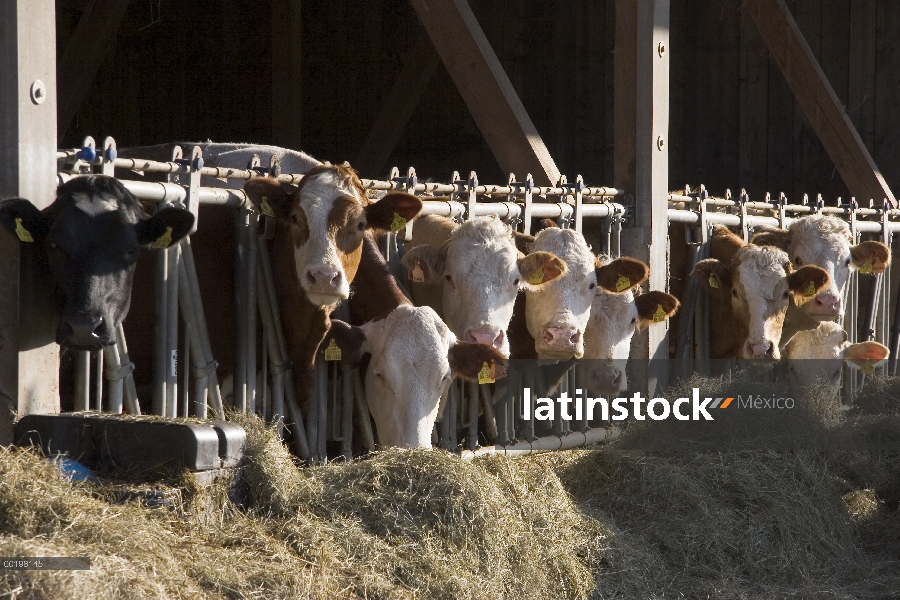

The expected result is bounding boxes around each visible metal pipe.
[74,351,90,411]
[438,383,452,450]
[233,210,249,412]
[93,348,103,411]
[246,212,259,414]
[307,358,323,462]
[102,343,125,414]
[351,369,376,452]
[340,363,354,460]
[255,261,285,428]
[152,215,168,416]
[459,427,614,460]
[165,242,180,418]
[115,323,140,415]
[182,322,191,417]
[479,384,497,443]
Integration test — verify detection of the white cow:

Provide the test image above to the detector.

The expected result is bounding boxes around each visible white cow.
[583,285,679,394]
[325,305,504,448]
[400,215,567,356]
[784,321,889,390]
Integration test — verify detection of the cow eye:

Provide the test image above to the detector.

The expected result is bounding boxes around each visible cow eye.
[125,246,139,259]
[731,289,738,297]
[782,291,789,299]
[630,317,637,325]
[513,278,520,286]
[845,258,851,267]
[357,221,365,231]
[291,213,300,224]
[794,256,802,265]
[374,370,384,379]
[445,274,452,282]
[589,283,596,290]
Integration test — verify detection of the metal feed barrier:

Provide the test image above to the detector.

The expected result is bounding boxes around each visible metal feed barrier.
[55,136,626,461]
[670,185,900,405]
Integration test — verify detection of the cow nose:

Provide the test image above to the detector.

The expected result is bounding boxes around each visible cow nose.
[590,364,623,392]
[305,266,341,288]
[465,328,504,349]
[746,340,772,358]
[815,291,841,312]
[543,326,580,346]
[64,315,104,347]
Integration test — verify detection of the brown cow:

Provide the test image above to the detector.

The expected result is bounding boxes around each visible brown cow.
[242,165,421,409]
[691,225,830,360]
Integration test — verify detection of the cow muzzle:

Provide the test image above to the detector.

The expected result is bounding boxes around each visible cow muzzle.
[58,314,114,348]
[540,324,583,356]
[807,291,842,319]
[588,363,624,394]
[465,327,505,350]
[744,339,775,360]
[303,264,348,304]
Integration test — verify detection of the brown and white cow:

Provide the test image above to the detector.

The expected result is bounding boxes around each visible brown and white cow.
[242,166,421,408]
[583,286,679,394]
[400,215,567,356]
[691,225,830,360]
[752,214,890,321]
[784,321,889,390]
[524,226,651,359]
[325,234,504,448]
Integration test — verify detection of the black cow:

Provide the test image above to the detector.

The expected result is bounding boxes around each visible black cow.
[0,175,193,348]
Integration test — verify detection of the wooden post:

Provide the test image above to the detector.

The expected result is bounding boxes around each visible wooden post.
[745,0,894,205]
[271,0,303,150]
[0,0,60,444]
[408,0,560,185]
[615,0,670,396]
[56,0,131,138]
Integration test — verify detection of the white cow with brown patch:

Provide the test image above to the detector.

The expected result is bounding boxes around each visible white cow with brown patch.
[692,226,830,360]
[784,321,889,390]
[400,215,567,356]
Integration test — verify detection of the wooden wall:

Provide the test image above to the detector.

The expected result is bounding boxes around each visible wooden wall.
[58,0,900,201]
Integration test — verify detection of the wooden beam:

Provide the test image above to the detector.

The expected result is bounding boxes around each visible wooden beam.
[0,0,61,444]
[57,0,131,138]
[271,0,303,150]
[745,0,895,204]
[353,33,441,179]
[407,0,559,185]
[615,0,670,393]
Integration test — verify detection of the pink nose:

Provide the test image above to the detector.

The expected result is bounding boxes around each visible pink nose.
[590,364,623,392]
[542,326,581,347]
[305,266,341,288]
[815,291,841,312]
[466,328,504,348]
[747,341,772,358]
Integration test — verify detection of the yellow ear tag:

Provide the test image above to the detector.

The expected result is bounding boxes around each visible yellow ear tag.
[862,358,875,375]
[615,275,631,292]
[708,273,720,289]
[804,280,816,297]
[858,258,874,274]
[260,196,276,218]
[652,304,667,323]
[478,361,495,385]
[410,261,425,282]
[152,226,173,249]
[390,212,407,233]
[324,338,342,361]
[14,218,34,243]
[528,269,544,285]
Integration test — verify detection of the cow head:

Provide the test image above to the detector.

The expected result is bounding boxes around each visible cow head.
[325,305,506,448]
[752,215,890,320]
[243,165,421,307]
[0,175,193,349]
[692,228,830,360]
[524,226,650,359]
[784,321,889,390]
[584,287,679,394]
[400,216,566,356]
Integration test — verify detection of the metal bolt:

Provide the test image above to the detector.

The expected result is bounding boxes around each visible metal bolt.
[30,80,46,105]
[657,136,665,151]
[658,42,666,57]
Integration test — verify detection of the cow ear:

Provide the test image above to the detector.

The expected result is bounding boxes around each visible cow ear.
[513,231,534,255]
[243,178,294,220]
[323,319,368,364]
[448,342,507,381]
[596,257,649,293]
[850,240,891,274]
[365,192,422,231]
[634,291,680,326]
[0,198,49,243]
[517,251,567,288]
[750,225,792,251]
[400,245,445,283]
[136,207,194,248]
[538,218,557,231]
[691,258,731,291]
[786,265,829,305]
[843,341,889,370]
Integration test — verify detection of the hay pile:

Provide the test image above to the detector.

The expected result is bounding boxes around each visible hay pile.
[4,384,900,599]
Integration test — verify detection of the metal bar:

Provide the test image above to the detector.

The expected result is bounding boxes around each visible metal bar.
[165,242,180,418]
[307,358,322,462]
[152,210,168,416]
[261,328,269,420]
[340,363,354,460]
[459,427,612,460]
[102,343,124,414]
[181,322,190,417]
[233,209,249,412]
[246,212,259,414]
[93,349,103,412]
[479,384,497,442]
[351,369,376,452]
[74,351,90,412]
[466,381,479,449]
[115,323,140,415]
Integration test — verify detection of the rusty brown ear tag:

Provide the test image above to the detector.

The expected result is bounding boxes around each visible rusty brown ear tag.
[409,261,425,282]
